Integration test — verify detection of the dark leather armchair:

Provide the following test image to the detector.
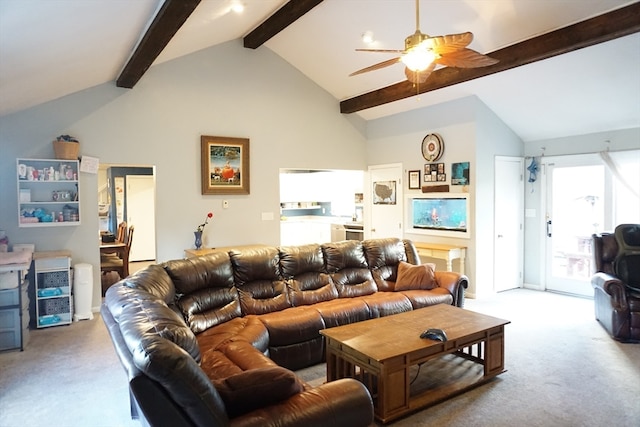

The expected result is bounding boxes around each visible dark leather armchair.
[591,224,640,342]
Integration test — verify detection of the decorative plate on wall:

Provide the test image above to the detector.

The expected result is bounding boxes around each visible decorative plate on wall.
[421,133,444,162]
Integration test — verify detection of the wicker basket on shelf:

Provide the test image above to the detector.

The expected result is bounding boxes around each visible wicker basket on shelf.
[52,140,79,160]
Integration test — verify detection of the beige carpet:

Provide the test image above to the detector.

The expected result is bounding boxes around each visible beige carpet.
[1,289,638,426]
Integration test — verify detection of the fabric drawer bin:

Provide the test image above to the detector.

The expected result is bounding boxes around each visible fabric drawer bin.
[0,288,19,307]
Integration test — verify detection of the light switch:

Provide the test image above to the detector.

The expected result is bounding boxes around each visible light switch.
[223,200,229,209]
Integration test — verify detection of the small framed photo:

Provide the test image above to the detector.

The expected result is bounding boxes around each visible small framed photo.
[408,170,421,189]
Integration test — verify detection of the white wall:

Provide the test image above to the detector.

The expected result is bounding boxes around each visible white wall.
[0,40,367,309]
[366,96,523,296]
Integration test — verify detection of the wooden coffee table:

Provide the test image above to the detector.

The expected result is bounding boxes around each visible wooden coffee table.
[320,304,510,423]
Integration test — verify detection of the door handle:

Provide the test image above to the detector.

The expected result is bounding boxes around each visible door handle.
[546,220,552,237]
[371,228,376,232]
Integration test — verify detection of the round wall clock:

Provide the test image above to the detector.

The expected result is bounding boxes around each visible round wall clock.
[421,133,444,162]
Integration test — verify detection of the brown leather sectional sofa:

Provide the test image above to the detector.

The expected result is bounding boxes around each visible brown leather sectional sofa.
[102,238,468,426]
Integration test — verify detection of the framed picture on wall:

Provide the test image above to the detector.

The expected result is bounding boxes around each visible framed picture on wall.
[451,162,470,185]
[408,170,421,189]
[201,135,250,195]
[373,180,396,204]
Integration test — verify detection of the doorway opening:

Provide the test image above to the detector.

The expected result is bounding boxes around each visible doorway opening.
[98,163,157,294]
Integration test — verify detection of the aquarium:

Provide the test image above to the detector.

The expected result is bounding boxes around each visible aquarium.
[408,194,470,237]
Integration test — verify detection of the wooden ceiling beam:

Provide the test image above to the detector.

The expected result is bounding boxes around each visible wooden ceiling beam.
[243,0,323,49]
[117,0,201,89]
[340,2,640,114]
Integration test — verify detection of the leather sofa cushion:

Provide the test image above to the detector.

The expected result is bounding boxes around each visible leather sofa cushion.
[363,237,407,269]
[258,306,325,346]
[122,264,176,304]
[119,296,201,362]
[213,367,305,417]
[359,292,413,318]
[280,244,339,305]
[313,298,370,328]
[231,247,292,315]
[331,268,378,297]
[399,288,454,309]
[323,241,368,272]
[197,315,269,354]
[395,261,437,290]
[164,253,241,333]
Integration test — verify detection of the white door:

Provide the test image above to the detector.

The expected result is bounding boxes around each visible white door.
[543,155,604,297]
[367,164,403,239]
[494,157,524,292]
[126,175,156,262]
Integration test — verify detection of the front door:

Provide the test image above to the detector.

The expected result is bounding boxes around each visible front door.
[367,163,403,239]
[543,155,604,297]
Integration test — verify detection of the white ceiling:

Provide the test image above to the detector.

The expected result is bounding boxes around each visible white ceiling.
[1,0,639,142]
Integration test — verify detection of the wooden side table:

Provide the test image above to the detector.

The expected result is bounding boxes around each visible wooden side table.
[414,242,466,275]
[184,244,267,258]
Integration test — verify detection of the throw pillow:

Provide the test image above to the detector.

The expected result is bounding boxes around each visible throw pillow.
[395,261,436,290]
[213,366,304,417]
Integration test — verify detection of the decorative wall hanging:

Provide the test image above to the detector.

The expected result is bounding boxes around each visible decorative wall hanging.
[451,162,470,185]
[424,163,445,182]
[373,180,397,204]
[201,136,250,195]
[408,170,421,189]
[421,133,444,162]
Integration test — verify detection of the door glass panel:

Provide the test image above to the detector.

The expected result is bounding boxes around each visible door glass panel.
[550,165,604,287]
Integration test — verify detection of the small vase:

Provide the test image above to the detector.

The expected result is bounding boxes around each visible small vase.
[194,231,203,250]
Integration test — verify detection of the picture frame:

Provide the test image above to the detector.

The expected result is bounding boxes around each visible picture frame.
[424,163,445,182]
[408,170,421,189]
[451,162,470,186]
[201,135,250,195]
[373,180,397,205]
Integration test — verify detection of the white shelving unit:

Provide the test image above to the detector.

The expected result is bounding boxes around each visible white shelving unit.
[17,158,80,227]
[33,251,72,328]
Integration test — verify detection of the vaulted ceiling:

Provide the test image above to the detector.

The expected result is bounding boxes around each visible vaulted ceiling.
[1,0,639,142]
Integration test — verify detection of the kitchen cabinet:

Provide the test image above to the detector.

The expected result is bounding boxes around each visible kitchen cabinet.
[17,158,80,227]
[280,220,331,246]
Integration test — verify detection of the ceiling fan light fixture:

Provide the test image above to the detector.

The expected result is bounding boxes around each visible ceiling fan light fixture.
[401,47,437,71]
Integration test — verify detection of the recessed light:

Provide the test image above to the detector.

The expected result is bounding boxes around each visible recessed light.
[231,2,244,13]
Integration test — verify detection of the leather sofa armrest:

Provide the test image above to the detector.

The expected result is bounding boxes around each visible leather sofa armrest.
[230,378,373,427]
[592,272,628,311]
[435,271,469,307]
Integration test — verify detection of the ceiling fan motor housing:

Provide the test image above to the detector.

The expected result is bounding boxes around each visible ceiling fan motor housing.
[405,30,429,51]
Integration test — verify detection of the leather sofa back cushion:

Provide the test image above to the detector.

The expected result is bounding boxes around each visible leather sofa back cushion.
[363,238,407,269]
[164,254,241,333]
[395,261,437,291]
[323,241,368,272]
[213,367,304,417]
[280,244,338,305]
[124,264,176,304]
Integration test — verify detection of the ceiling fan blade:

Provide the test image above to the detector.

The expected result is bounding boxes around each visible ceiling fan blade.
[355,48,405,53]
[435,48,499,68]
[350,57,402,76]
[404,62,436,84]
[428,32,474,54]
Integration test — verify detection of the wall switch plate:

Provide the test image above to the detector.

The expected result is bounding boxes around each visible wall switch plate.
[223,200,229,209]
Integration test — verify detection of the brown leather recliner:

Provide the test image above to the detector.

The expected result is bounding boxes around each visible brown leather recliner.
[591,224,640,342]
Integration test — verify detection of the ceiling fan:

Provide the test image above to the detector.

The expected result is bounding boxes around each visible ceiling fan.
[350,0,499,84]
